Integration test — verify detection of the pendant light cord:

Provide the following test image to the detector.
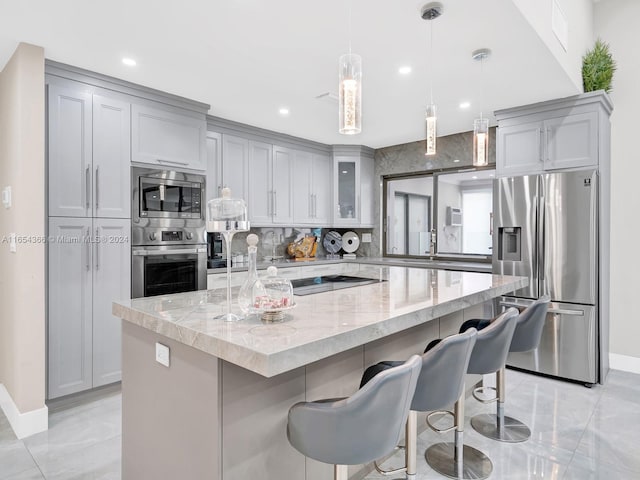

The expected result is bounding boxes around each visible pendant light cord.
[479,54,484,121]
[348,0,353,54]
[429,19,434,105]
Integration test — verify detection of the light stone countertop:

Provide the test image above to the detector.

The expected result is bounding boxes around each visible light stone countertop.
[114,266,526,377]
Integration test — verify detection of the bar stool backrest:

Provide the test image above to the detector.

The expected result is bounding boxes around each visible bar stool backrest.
[467,308,519,375]
[411,328,477,412]
[510,296,551,353]
[287,355,421,466]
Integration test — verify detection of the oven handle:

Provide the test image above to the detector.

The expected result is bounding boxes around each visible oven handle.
[132,247,206,256]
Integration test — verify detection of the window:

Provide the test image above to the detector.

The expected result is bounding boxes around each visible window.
[383,168,494,259]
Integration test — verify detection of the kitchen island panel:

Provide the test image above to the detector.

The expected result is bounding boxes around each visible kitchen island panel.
[121,321,221,480]
[221,361,306,480]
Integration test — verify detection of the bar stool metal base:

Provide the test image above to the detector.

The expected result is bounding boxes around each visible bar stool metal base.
[425,442,492,480]
[470,413,531,443]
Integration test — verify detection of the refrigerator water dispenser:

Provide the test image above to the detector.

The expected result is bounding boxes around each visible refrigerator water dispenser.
[498,227,521,261]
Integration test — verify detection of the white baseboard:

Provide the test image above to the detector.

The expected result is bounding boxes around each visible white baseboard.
[610,353,640,375]
[0,383,48,439]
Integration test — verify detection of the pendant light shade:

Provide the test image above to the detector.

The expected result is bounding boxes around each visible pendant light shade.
[425,103,437,155]
[473,117,489,166]
[472,48,491,167]
[339,53,362,135]
[422,2,442,156]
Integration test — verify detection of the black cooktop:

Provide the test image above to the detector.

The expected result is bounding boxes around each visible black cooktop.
[291,275,384,296]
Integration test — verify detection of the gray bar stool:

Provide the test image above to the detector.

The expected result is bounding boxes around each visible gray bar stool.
[425,308,519,480]
[471,296,550,442]
[360,329,477,479]
[287,355,422,480]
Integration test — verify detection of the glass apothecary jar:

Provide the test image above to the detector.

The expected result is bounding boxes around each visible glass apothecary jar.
[252,266,295,323]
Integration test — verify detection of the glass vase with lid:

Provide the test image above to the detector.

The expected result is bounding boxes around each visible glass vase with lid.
[206,187,249,322]
[238,233,266,316]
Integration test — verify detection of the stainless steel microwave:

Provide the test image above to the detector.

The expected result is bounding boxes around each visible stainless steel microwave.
[132,167,204,220]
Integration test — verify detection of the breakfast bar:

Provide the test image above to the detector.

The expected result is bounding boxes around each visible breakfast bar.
[113,265,527,480]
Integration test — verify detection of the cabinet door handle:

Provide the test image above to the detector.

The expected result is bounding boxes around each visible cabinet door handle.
[268,190,272,216]
[85,165,91,211]
[156,158,189,166]
[312,193,316,218]
[309,194,313,218]
[95,166,100,211]
[85,227,91,271]
[539,128,544,163]
[95,227,100,270]
[545,127,551,163]
[273,191,277,217]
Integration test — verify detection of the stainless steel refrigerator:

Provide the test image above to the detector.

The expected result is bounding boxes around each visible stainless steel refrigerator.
[493,169,606,385]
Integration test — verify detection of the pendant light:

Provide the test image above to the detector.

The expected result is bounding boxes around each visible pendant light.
[472,48,491,167]
[339,0,362,135]
[421,2,443,156]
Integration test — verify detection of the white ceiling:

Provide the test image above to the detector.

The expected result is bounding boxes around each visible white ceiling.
[0,0,579,149]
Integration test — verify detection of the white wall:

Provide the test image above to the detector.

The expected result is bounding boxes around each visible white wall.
[512,0,594,91]
[594,0,640,363]
[0,43,47,434]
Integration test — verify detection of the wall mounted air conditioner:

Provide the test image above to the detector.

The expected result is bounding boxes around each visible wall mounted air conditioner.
[446,206,462,226]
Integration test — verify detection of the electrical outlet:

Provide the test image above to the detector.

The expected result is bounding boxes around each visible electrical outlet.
[2,186,11,209]
[155,342,170,367]
[362,233,372,243]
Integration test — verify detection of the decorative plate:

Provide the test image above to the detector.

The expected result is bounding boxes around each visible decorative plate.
[323,230,342,254]
[342,231,360,253]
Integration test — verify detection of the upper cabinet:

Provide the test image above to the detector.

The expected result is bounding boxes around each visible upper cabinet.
[248,143,293,226]
[333,146,375,228]
[131,104,207,171]
[48,85,130,218]
[221,134,249,204]
[293,151,331,226]
[496,92,612,177]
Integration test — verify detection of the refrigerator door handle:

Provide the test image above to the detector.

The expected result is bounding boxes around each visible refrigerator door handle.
[539,180,546,297]
[548,308,584,316]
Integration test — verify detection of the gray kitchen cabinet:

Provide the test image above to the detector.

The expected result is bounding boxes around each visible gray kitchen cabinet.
[93,95,131,218]
[221,134,249,203]
[48,217,93,399]
[332,147,375,227]
[271,145,294,224]
[247,143,293,225]
[248,140,273,224]
[206,132,222,203]
[132,104,207,171]
[48,217,130,399]
[496,93,608,177]
[92,218,130,388]
[48,86,130,218]
[48,85,93,217]
[293,151,331,225]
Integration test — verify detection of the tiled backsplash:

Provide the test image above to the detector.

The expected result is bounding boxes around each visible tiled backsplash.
[224,227,373,261]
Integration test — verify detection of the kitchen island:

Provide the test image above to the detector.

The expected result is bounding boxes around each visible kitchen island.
[113,265,526,480]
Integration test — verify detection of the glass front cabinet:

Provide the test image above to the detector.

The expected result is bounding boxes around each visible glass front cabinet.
[332,146,375,227]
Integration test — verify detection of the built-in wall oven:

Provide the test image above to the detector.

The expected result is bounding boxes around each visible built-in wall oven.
[131,167,207,298]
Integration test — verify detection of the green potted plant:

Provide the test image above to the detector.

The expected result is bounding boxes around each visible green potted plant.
[582,38,616,93]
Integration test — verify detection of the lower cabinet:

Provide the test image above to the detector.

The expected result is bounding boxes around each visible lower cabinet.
[48,217,130,399]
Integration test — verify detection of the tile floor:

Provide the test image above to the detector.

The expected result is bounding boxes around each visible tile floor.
[1,369,639,479]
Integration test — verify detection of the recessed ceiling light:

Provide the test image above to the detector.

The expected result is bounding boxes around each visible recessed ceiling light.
[341,170,348,174]
[453,159,461,163]
[398,66,412,75]
[472,176,478,179]
[459,102,471,109]
[122,57,137,67]
[279,107,290,115]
